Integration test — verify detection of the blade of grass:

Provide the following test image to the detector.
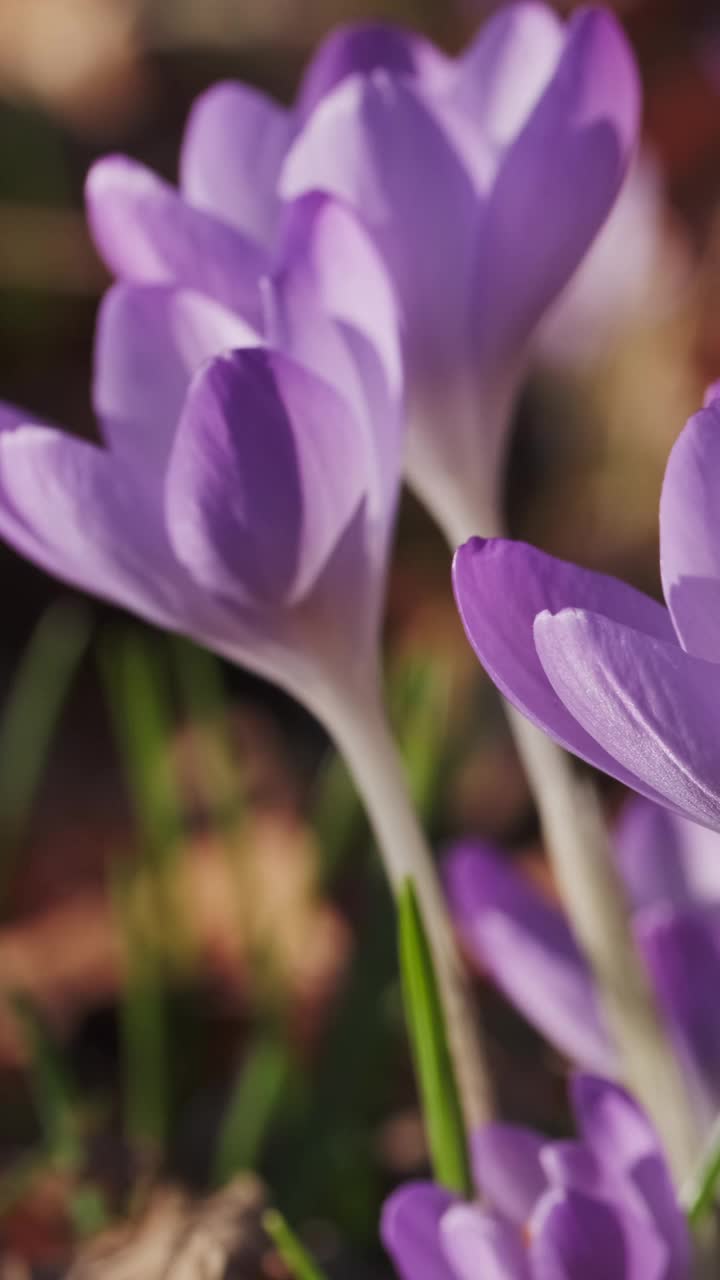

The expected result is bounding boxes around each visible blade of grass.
[263,1210,330,1280]
[170,636,245,835]
[213,1033,290,1185]
[12,993,81,1171]
[398,879,472,1196]
[0,598,91,908]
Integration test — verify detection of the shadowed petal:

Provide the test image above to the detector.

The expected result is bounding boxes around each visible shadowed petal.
[165,349,368,609]
[535,608,720,830]
[470,1124,546,1223]
[86,156,268,322]
[440,1205,530,1280]
[445,842,615,1072]
[530,1188,666,1280]
[452,537,677,806]
[180,82,292,245]
[381,1183,458,1280]
[471,8,641,367]
[660,400,720,661]
[94,284,259,468]
[615,797,720,910]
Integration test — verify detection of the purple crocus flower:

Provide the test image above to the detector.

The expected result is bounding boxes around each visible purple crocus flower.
[452,387,720,834]
[445,795,720,1125]
[382,1073,692,1279]
[0,196,402,723]
[83,6,639,542]
[281,3,640,537]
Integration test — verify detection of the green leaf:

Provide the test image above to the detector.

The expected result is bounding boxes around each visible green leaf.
[263,1209,330,1280]
[11,994,81,1170]
[686,1116,720,1227]
[398,879,472,1196]
[213,1034,290,1185]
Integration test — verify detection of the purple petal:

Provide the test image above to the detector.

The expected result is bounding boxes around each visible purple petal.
[296,22,451,122]
[572,1074,691,1277]
[638,903,720,1119]
[180,82,292,246]
[469,1123,546,1223]
[452,537,678,806]
[660,400,720,661]
[470,8,640,368]
[615,796,720,911]
[440,1205,530,1280]
[165,349,368,609]
[380,1183,458,1280]
[281,73,478,371]
[445,843,615,1073]
[535,607,720,830]
[85,156,268,321]
[93,284,258,468]
[529,1188,667,1280]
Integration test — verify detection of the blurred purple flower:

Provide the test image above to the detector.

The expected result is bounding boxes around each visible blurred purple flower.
[382,1073,691,1280]
[452,389,720,833]
[445,796,720,1124]
[0,196,402,719]
[84,5,640,540]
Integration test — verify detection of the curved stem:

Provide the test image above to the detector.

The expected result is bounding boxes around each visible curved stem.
[316,673,494,1135]
[438,494,702,1187]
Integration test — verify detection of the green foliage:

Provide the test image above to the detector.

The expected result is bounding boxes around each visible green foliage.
[398,879,471,1196]
[213,1034,291,1185]
[263,1209,330,1280]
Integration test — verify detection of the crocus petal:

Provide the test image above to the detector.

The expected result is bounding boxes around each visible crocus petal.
[281,72,479,371]
[470,1123,546,1224]
[470,8,640,367]
[535,607,720,831]
[440,1205,530,1280]
[445,843,615,1073]
[380,1183,458,1280]
[165,349,368,610]
[614,797,720,910]
[572,1074,691,1277]
[85,156,268,322]
[660,400,720,661]
[93,284,259,468]
[452,537,677,806]
[530,1188,667,1280]
[180,82,292,246]
[296,21,451,122]
[638,903,720,1119]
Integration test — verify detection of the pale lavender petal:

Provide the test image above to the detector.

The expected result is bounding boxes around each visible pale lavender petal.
[445,843,615,1073]
[165,349,368,609]
[452,538,678,807]
[638,903,720,1118]
[281,73,478,371]
[535,607,720,830]
[296,22,451,123]
[529,1188,666,1280]
[660,400,720,661]
[471,8,640,366]
[85,156,268,321]
[440,1205,530,1280]
[380,1183,458,1280]
[180,82,292,245]
[93,284,258,468]
[469,1123,546,1223]
[572,1074,691,1276]
[615,797,720,910]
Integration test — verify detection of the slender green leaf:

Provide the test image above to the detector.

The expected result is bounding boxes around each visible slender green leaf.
[170,636,245,835]
[12,994,80,1170]
[398,879,471,1196]
[0,599,91,906]
[263,1210,330,1280]
[213,1034,290,1185]
[686,1114,720,1227]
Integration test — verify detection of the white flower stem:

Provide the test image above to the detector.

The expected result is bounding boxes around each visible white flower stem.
[316,673,495,1135]
[439,495,702,1187]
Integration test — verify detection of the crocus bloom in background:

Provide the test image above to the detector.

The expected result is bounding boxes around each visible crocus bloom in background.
[84,4,640,542]
[382,1074,691,1280]
[446,796,720,1124]
[0,196,402,723]
[453,389,720,833]
[282,4,640,538]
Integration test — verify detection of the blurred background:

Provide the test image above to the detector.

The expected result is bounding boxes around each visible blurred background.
[0,0,719,1274]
